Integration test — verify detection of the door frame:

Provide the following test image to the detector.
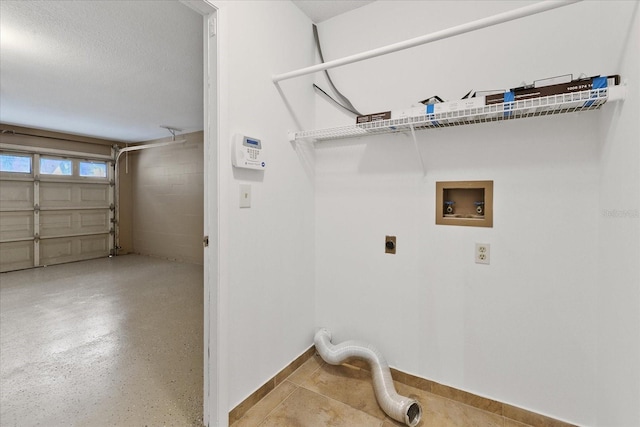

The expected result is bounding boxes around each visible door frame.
[179,1,225,426]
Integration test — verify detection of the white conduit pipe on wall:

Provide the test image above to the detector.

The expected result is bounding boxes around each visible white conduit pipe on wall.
[273,0,581,83]
[314,328,422,427]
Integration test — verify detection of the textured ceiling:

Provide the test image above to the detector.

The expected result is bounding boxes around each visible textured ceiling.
[0,1,375,143]
[292,0,375,23]
[0,0,203,143]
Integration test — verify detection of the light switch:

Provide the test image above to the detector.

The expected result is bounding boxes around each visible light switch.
[239,184,251,208]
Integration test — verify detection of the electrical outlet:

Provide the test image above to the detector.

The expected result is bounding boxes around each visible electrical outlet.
[475,243,490,264]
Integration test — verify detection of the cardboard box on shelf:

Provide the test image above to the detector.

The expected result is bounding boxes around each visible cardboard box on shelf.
[391,106,427,120]
[486,75,619,105]
[427,96,486,114]
[356,111,391,124]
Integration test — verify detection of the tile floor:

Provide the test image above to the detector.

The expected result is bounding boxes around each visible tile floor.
[0,255,203,426]
[232,354,532,427]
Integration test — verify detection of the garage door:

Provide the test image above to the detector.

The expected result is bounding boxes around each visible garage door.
[0,151,114,272]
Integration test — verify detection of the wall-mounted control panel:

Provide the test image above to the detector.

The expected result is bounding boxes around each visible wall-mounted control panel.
[232,134,266,170]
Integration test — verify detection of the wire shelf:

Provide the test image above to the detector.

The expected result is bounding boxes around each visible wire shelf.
[291,88,613,143]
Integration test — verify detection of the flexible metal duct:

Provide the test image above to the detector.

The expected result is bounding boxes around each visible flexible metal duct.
[314,328,422,426]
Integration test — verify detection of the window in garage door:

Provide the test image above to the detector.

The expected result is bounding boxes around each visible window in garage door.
[0,151,114,272]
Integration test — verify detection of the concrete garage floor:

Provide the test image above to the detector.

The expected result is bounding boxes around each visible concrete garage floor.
[0,255,203,426]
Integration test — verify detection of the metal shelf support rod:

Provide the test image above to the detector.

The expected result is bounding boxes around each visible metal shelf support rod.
[272,0,581,83]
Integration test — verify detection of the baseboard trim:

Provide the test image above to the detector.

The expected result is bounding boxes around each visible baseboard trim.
[388,367,576,427]
[229,346,576,427]
[228,345,315,425]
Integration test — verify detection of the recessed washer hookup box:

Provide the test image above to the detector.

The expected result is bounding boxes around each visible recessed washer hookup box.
[356,111,391,124]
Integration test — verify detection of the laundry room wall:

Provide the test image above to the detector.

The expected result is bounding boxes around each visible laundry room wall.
[312,1,639,426]
[595,2,640,425]
[215,0,317,411]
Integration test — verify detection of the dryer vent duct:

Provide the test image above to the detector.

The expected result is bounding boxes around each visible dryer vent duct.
[314,328,422,427]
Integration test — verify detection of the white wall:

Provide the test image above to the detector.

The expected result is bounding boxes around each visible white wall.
[216,0,316,412]
[314,1,639,426]
[596,2,640,426]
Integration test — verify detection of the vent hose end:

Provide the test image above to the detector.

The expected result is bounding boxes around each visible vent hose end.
[406,401,422,426]
[314,328,423,426]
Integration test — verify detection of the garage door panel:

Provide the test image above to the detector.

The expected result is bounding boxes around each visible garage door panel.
[39,210,110,238]
[79,235,109,255]
[40,235,109,265]
[40,182,110,209]
[80,185,110,203]
[40,238,73,262]
[40,212,73,237]
[0,211,34,241]
[0,180,34,210]
[1,151,113,272]
[0,241,34,272]
[80,210,109,230]
[40,184,72,204]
